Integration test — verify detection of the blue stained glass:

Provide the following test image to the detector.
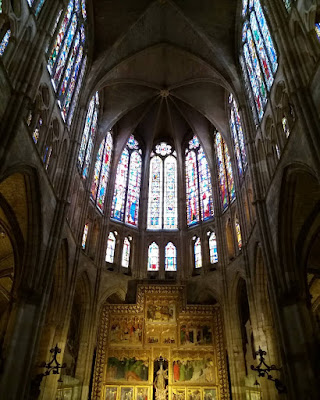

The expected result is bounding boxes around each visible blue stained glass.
[186,151,200,225]
[52,13,77,90]
[230,109,243,177]
[250,12,274,90]
[189,136,200,149]
[125,151,142,226]
[198,147,214,220]
[164,155,177,229]
[81,0,87,19]
[96,133,113,211]
[67,55,87,126]
[82,109,98,178]
[254,0,278,73]
[148,242,159,271]
[242,0,248,17]
[283,0,291,12]
[78,94,95,168]
[111,149,130,222]
[209,232,218,264]
[61,45,83,120]
[59,31,80,97]
[165,242,177,271]
[127,135,139,149]
[147,156,163,229]
[240,56,258,125]
[0,30,11,56]
[316,23,320,41]
[27,0,34,6]
[35,0,45,16]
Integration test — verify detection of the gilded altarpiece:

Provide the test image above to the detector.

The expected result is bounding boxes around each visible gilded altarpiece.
[92,286,229,400]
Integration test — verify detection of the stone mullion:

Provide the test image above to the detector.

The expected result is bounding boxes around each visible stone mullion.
[265,0,320,170]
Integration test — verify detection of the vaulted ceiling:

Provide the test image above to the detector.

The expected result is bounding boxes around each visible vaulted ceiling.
[87,0,241,156]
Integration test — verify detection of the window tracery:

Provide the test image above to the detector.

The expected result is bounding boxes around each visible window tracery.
[229,94,247,178]
[241,0,278,122]
[147,142,177,230]
[91,132,113,212]
[111,135,142,227]
[106,232,116,263]
[215,132,235,210]
[78,92,99,179]
[148,242,159,271]
[185,135,214,226]
[47,0,87,125]
[165,242,177,271]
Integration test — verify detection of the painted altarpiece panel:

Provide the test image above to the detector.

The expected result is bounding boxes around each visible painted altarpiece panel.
[92,285,229,400]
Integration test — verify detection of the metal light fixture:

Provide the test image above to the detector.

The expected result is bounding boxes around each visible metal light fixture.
[251,347,286,394]
[29,345,66,399]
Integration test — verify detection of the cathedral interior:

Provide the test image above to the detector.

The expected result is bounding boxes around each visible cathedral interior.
[0,0,320,399]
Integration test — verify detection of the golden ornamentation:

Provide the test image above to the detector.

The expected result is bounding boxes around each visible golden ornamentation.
[92,285,229,400]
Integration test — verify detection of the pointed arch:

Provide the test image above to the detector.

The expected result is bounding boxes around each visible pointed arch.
[147,242,159,271]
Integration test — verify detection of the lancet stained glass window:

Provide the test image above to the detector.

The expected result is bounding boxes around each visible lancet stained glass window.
[165,242,177,272]
[0,30,11,56]
[148,242,159,271]
[283,0,292,12]
[91,132,113,211]
[235,219,242,250]
[209,232,218,264]
[194,237,202,269]
[215,132,236,210]
[316,22,320,41]
[47,0,87,125]
[185,135,214,226]
[78,92,99,179]
[111,135,142,227]
[241,0,278,122]
[229,94,247,178]
[106,232,116,263]
[121,237,130,268]
[81,223,88,249]
[147,143,177,230]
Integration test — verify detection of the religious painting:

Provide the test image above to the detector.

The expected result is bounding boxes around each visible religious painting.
[171,388,186,400]
[203,388,217,400]
[187,388,202,400]
[146,302,176,323]
[147,335,160,344]
[120,387,134,400]
[109,317,143,345]
[136,386,150,400]
[105,387,118,400]
[172,359,215,383]
[162,327,176,344]
[107,357,149,382]
[180,324,212,346]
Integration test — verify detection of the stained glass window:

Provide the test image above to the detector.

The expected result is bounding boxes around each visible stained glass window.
[235,219,242,250]
[111,135,142,227]
[194,237,202,269]
[121,237,130,268]
[315,23,320,41]
[185,135,214,226]
[91,132,113,211]
[82,223,88,249]
[209,232,218,264]
[241,0,278,122]
[148,242,159,271]
[165,242,177,271]
[283,0,292,12]
[43,145,53,169]
[0,30,11,56]
[229,94,247,178]
[47,0,87,125]
[282,117,290,138]
[78,92,99,179]
[147,143,177,230]
[35,0,46,17]
[27,0,34,6]
[106,232,116,263]
[32,117,43,144]
[215,132,236,210]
